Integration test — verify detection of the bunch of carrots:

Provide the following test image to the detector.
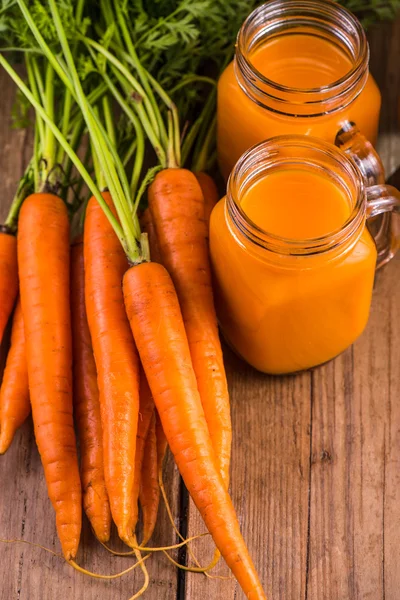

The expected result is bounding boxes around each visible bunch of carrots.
[0,0,266,598]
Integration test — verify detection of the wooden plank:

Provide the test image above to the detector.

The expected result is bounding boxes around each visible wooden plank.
[306,256,400,599]
[184,355,312,599]
[0,69,181,600]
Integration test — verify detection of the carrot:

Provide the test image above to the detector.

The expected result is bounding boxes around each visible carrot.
[140,208,161,264]
[17,193,81,561]
[132,368,155,530]
[84,193,140,544]
[149,168,231,487]
[0,299,30,454]
[70,238,111,543]
[123,261,265,600]
[0,228,18,344]
[139,412,159,546]
[194,172,219,225]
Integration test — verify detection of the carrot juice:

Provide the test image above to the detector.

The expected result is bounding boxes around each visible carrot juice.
[210,137,380,374]
[240,169,351,240]
[217,0,381,180]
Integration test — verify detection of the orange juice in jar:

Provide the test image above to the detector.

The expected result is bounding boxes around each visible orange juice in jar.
[217,0,382,180]
[210,137,400,374]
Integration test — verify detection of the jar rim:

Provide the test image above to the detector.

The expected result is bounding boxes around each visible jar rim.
[235,0,369,115]
[226,135,366,257]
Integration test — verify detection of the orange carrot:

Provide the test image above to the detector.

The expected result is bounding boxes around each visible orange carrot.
[195,172,219,225]
[0,228,18,344]
[140,208,161,264]
[84,193,140,544]
[123,261,265,599]
[17,193,81,561]
[71,238,111,543]
[139,412,159,546]
[0,298,30,454]
[149,169,231,487]
[132,368,155,529]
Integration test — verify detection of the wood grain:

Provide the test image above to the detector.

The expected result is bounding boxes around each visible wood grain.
[184,361,312,600]
[0,13,399,600]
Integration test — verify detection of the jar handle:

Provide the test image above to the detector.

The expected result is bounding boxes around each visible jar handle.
[335,121,385,186]
[365,183,400,269]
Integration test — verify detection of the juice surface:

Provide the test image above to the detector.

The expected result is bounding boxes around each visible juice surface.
[250,34,353,89]
[210,169,377,373]
[241,168,351,239]
[217,33,381,180]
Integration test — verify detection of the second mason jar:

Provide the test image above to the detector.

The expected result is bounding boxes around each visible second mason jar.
[210,136,400,374]
[217,0,382,180]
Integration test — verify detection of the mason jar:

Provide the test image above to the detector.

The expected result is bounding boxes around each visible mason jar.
[210,136,400,374]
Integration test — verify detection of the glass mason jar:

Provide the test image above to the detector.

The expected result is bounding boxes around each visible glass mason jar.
[217,0,382,182]
[210,136,400,375]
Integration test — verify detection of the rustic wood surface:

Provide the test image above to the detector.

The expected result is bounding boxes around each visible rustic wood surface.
[0,15,400,600]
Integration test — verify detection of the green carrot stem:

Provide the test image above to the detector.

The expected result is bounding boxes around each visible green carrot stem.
[181,118,202,167]
[102,95,116,147]
[130,136,144,202]
[169,76,216,95]
[31,57,45,103]
[56,0,84,166]
[47,0,140,261]
[43,62,56,175]
[90,113,106,191]
[167,111,178,169]
[63,119,84,182]
[132,165,163,217]
[136,70,180,167]
[16,3,112,180]
[32,124,40,192]
[82,36,166,166]
[4,160,34,231]
[75,141,92,203]
[84,46,144,204]
[183,89,216,169]
[0,54,125,251]
[25,35,132,218]
[0,47,42,54]
[193,115,216,172]
[86,60,142,232]
[103,45,179,168]
[96,64,145,201]
[113,0,166,145]
[75,0,85,22]
[100,0,123,46]
[69,82,108,125]
[122,138,137,168]
[16,0,73,91]
[57,89,73,165]
[25,55,45,156]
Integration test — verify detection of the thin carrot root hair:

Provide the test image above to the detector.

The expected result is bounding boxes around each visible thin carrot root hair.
[161,550,220,574]
[68,554,150,580]
[99,532,210,556]
[0,538,62,558]
[158,463,226,577]
[128,536,150,600]
[0,537,149,581]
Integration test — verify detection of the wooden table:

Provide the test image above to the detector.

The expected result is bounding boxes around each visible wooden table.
[0,17,400,600]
